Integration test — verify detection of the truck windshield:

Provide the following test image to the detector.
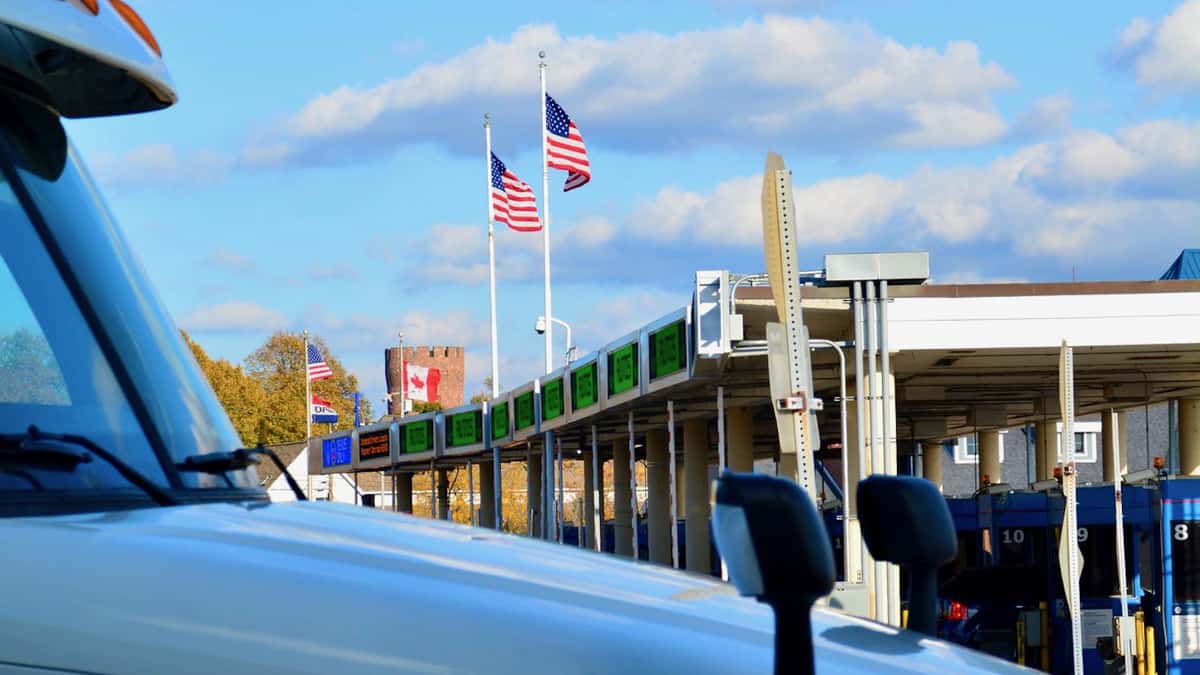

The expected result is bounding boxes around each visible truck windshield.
[0,91,263,509]
[0,174,170,499]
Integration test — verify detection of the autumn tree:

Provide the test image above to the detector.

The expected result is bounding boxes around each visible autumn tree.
[183,331,267,444]
[243,331,370,444]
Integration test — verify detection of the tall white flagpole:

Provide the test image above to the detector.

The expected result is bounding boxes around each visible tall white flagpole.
[538,51,553,374]
[485,113,500,399]
[538,50,557,541]
[304,329,312,499]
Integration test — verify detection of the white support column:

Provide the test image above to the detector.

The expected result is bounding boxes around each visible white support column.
[979,430,1002,485]
[921,439,943,492]
[668,401,679,569]
[583,435,596,550]
[727,406,754,473]
[1102,410,1129,482]
[395,472,413,514]
[528,449,542,538]
[613,437,633,558]
[1181,399,1200,475]
[683,418,711,574]
[646,428,671,565]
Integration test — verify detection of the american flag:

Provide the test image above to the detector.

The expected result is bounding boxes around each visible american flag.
[307,343,333,381]
[490,152,539,232]
[545,94,590,191]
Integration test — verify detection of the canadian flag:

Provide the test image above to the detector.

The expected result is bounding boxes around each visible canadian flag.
[404,363,441,403]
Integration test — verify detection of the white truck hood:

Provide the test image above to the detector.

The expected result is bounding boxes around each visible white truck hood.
[0,501,1027,674]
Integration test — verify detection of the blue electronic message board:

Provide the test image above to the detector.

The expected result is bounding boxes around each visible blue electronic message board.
[322,436,352,468]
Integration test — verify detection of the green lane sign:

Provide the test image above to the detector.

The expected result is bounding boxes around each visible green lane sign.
[401,418,433,454]
[514,391,535,431]
[542,377,564,421]
[649,319,686,380]
[607,342,638,396]
[491,401,510,441]
[447,410,482,448]
[571,362,598,411]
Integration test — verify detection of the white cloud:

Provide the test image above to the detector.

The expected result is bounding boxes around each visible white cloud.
[90,144,231,189]
[307,262,358,282]
[1112,0,1200,92]
[271,17,1017,161]
[205,248,255,273]
[179,302,287,334]
[304,306,489,352]
[623,117,1200,263]
[630,172,905,246]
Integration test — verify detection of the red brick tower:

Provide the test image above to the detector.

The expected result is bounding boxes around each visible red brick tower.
[384,346,465,415]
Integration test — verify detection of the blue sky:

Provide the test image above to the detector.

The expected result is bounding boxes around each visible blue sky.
[68,0,1200,408]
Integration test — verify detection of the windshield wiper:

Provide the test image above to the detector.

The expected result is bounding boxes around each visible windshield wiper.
[0,426,178,506]
[176,445,306,501]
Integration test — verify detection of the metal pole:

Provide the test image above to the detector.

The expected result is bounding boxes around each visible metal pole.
[628,410,638,560]
[467,459,475,527]
[538,52,553,375]
[880,281,895,477]
[591,425,601,552]
[398,333,405,418]
[544,432,555,541]
[866,282,888,623]
[304,330,312,500]
[530,441,540,535]
[1109,408,1134,675]
[557,435,565,543]
[485,115,500,398]
[717,385,728,580]
[852,283,869,587]
[668,400,679,569]
[880,280,900,627]
[493,446,502,530]
[811,338,850,579]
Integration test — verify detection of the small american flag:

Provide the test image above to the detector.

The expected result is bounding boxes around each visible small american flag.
[307,343,333,381]
[490,152,539,232]
[545,94,590,191]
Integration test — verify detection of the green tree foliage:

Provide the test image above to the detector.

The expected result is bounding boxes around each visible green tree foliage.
[411,401,442,414]
[244,331,369,443]
[183,332,267,445]
[186,330,371,446]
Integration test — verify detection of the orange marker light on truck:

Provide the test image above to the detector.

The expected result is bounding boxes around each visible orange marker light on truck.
[110,0,161,56]
[70,0,101,15]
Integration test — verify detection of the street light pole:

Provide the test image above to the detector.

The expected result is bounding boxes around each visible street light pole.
[397,332,406,418]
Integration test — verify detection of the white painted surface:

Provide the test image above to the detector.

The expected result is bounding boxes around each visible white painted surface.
[0,501,1030,674]
[888,292,1200,351]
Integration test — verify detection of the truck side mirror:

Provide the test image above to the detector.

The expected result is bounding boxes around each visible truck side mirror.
[857,475,956,636]
[712,472,834,675]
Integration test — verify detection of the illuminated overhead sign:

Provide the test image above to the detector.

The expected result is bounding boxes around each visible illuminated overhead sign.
[607,342,638,396]
[649,319,687,380]
[322,436,352,468]
[400,418,434,455]
[491,401,510,443]
[571,361,598,412]
[541,376,564,422]
[514,391,536,432]
[357,428,390,463]
[447,409,483,448]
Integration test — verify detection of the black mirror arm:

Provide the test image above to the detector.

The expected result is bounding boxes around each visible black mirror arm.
[770,599,815,675]
[907,568,939,636]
